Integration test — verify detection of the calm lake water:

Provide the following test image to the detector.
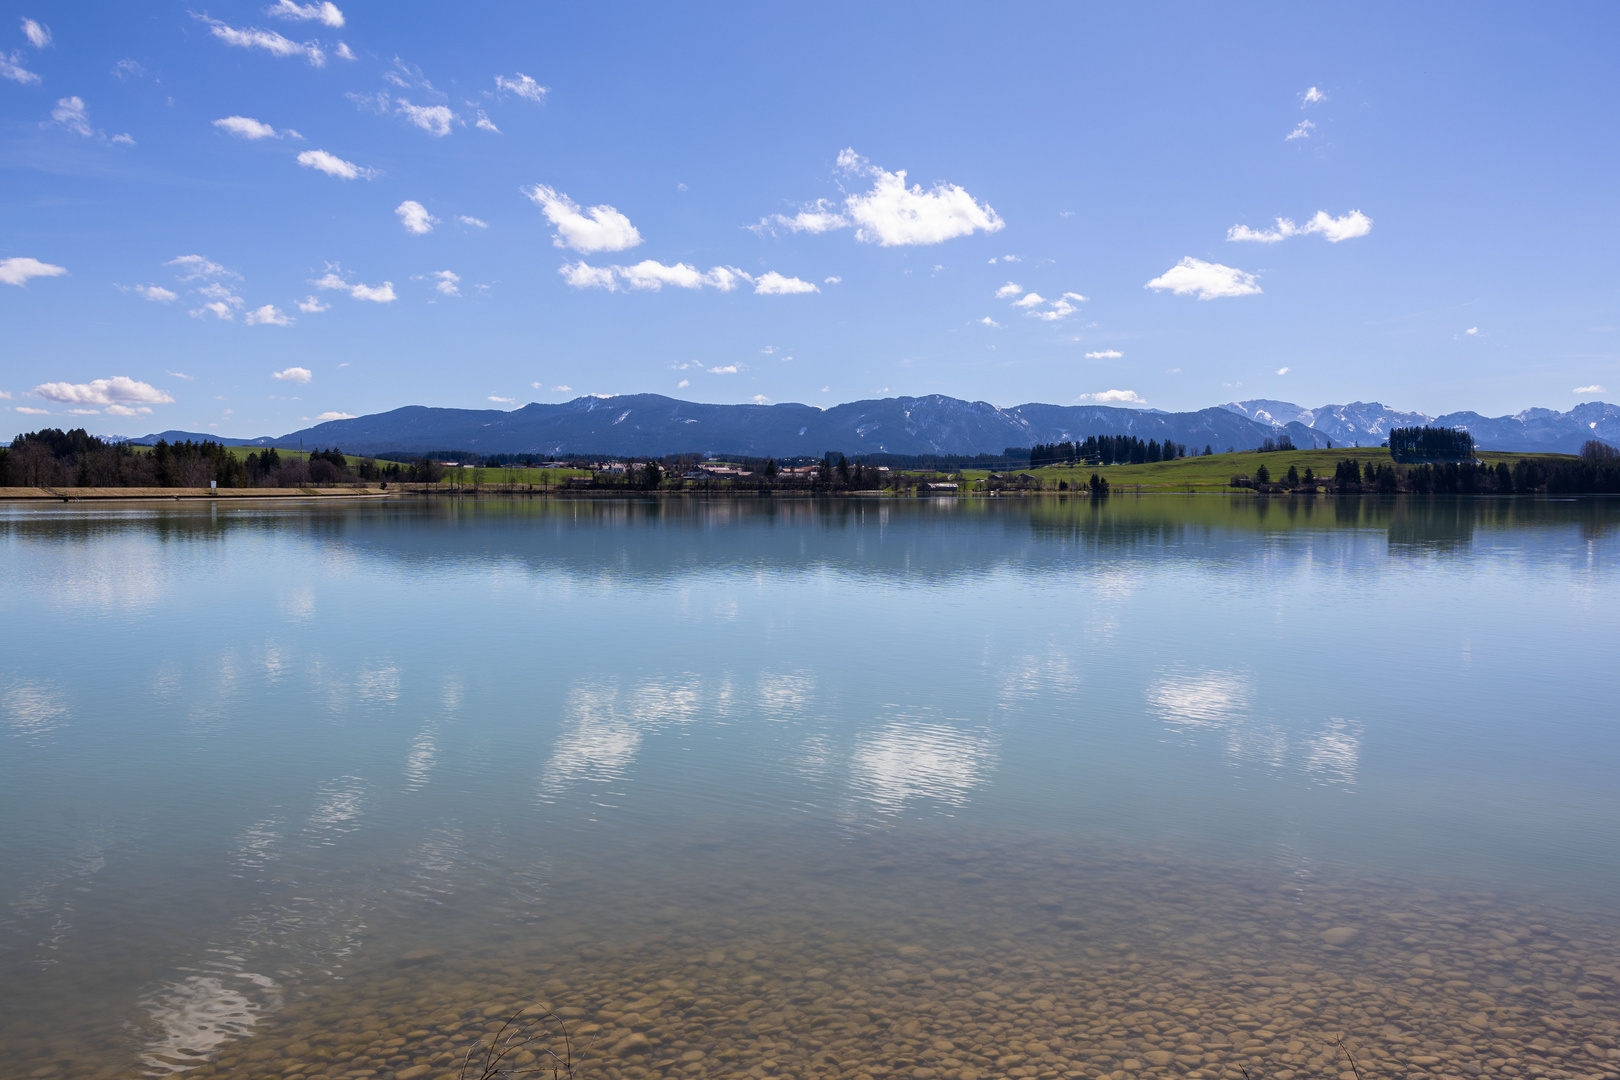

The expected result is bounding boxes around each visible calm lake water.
[3,496,1619,1080]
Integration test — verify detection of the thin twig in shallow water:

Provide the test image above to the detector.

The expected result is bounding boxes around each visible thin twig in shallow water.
[458,1003,587,1080]
[1337,1038,1367,1080]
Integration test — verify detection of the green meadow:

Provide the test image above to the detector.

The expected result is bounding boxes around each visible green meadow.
[967,447,1576,492]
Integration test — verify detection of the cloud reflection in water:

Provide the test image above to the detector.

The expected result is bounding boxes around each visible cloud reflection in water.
[849,718,997,815]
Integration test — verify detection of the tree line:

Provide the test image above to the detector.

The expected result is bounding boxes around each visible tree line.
[0,428,448,488]
[1028,435,1194,468]
[1268,441,1620,494]
[1389,425,1476,463]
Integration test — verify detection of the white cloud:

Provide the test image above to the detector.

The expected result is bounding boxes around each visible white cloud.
[213,115,291,140]
[131,284,177,302]
[166,254,238,281]
[752,394,772,405]
[349,89,390,114]
[824,275,841,284]
[334,41,354,60]
[839,149,1003,246]
[245,304,293,326]
[1084,349,1123,359]
[266,0,344,28]
[1304,209,1372,242]
[1,50,40,84]
[523,185,641,253]
[1027,297,1079,321]
[0,257,68,286]
[474,110,499,133]
[111,58,146,80]
[296,149,377,180]
[620,260,717,291]
[396,99,455,137]
[1465,326,1479,335]
[456,215,488,228]
[1303,86,1326,105]
[1229,209,1374,244]
[49,95,92,137]
[1276,366,1291,375]
[560,259,751,293]
[752,198,849,236]
[1012,291,1044,308]
[488,395,516,404]
[15,406,51,414]
[1226,220,1294,244]
[1231,212,1373,246]
[395,200,437,234]
[754,150,1003,247]
[104,404,153,417]
[1076,389,1145,404]
[558,261,618,290]
[995,282,1022,299]
[676,378,690,388]
[1574,384,1606,395]
[1063,291,1088,302]
[552,385,571,393]
[272,366,312,383]
[22,18,51,47]
[32,376,173,406]
[1145,257,1261,300]
[297,295,329,313]
[495,73,547,103]
[166,371,195,380]
[316,411,356,421]
[978,317,1001,328]
[198,17,324,65]
[196,281,244,308]
[708,365,739,375]
[754,271,818,295]
[432,270,460,296]
[191,301,235,320]
[1285,119,1314,141]
[349,281,395,303]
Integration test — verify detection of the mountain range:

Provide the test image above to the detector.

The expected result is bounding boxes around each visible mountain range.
[128,395,1620,459]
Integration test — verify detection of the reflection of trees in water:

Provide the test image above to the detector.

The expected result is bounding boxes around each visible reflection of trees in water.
[3,494,1617,578]
[1387,499,1477,554]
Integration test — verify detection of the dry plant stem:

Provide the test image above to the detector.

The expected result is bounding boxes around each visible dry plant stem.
[1239,1039,1370,1080]
[1337,1038,1367,1080]
[459,1003,584,1080]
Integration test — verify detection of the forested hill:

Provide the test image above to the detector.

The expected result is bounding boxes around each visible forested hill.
[124,393,1619,458]
[134,395,1328,458]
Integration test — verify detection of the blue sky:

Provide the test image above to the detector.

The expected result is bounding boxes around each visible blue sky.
[2,2,1617,437]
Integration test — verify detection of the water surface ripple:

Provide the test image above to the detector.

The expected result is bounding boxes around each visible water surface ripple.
[1,496,1617,1080]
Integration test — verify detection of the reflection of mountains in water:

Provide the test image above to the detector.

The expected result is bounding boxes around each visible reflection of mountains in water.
[2,496,1616,578]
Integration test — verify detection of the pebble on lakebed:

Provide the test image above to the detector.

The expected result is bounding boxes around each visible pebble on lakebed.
[10,836,1620,1080]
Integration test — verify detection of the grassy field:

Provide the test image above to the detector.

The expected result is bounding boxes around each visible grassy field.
[966,447,1576,492]
[132,443,1578,492]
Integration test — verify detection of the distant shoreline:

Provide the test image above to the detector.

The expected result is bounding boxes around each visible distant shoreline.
[5,486,1618,505]
[0,486,397,502]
